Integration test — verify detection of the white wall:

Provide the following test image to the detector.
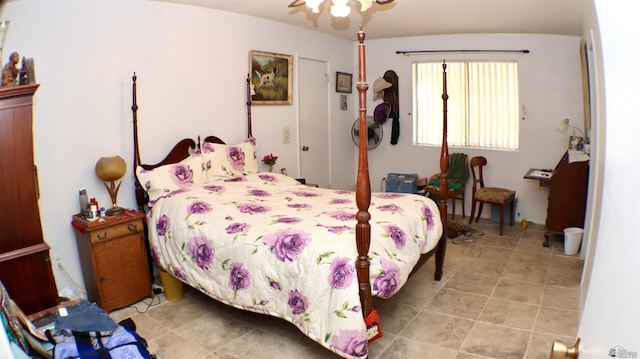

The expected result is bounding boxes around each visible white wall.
[0,0,355,297]
[363,33,585,224]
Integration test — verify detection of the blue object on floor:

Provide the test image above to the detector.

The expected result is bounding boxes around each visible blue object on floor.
[54,300,117,332]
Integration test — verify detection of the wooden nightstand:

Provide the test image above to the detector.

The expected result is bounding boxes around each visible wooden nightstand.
[71,209,152,312]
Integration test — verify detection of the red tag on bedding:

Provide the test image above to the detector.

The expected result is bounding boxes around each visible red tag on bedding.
[365,309,382,342]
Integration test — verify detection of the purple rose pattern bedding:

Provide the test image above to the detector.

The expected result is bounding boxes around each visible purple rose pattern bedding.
[146,173,442,359]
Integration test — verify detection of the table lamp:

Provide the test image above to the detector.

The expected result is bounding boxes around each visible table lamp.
[95,156,127,216]
[557,118,584,151]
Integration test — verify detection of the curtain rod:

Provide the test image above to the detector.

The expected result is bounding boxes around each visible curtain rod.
[396,49,530,55]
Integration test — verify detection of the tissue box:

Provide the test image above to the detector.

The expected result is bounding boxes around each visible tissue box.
[386,173,419,193]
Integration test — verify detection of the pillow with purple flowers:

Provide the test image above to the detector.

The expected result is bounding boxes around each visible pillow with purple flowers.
[201,138,258,180]
[136,153,204,202]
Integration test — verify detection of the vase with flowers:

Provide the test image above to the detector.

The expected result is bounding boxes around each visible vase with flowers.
[262,153,278,172]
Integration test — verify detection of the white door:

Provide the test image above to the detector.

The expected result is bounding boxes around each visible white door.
[298,58,330,188]
[572,2,640,358]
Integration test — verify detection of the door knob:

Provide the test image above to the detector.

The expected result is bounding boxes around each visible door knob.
[550,338,580,359]
[302,146,309,151]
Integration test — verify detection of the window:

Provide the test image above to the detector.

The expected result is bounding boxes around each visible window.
[413,61,520,151]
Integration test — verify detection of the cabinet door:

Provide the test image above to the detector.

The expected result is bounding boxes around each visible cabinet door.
[0,249,58,314]
[0,92,44,252]
[93,233,151,312]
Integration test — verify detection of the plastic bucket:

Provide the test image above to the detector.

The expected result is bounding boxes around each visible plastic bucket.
[563,227,584,255]
[159,269,184,302]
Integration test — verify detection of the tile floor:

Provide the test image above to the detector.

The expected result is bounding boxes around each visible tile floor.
[109,216,583,359]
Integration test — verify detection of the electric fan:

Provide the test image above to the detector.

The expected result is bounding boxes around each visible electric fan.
[351,115,383,150]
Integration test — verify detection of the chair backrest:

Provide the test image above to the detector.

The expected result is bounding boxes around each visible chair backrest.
[448,153,469,186]
[469,156,487,197]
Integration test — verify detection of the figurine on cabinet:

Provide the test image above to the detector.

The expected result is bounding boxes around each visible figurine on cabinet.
[1,51,20,87]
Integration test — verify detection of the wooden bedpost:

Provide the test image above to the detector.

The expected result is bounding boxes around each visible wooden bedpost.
[246,73,253,138]
[354,29,374,319]
[435,62,449,281]
[131,72,145,211]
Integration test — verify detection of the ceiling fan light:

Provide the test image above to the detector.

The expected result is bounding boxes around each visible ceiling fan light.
[305,0,323,13]
[358,0,373,12]
[330,0,351,17]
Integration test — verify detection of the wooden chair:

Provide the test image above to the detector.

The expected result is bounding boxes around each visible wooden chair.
[426,153,469,219]
[468,156,516,235]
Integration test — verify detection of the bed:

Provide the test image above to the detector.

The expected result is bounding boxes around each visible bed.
[132,30,450,359]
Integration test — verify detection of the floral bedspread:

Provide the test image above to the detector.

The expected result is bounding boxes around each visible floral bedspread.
[146,173,442,359]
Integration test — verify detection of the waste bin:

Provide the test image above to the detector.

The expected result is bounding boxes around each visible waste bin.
[563,227,583,255]
[159,269,184,302]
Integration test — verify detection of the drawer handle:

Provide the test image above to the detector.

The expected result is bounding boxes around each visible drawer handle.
[128,223,138,232]
[97,232,108,240]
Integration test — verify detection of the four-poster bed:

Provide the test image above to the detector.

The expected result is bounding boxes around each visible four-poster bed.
[132,30,449,359]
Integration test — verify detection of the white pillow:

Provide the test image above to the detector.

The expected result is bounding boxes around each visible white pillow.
[201,138,258,180]
[136,153,204,203]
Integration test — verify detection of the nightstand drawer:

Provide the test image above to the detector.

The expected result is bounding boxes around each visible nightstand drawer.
[89,218,143,244]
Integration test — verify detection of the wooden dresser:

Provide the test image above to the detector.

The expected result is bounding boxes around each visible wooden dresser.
[72,210,152,312]
[543,151,589,246]
[0,84,59,314]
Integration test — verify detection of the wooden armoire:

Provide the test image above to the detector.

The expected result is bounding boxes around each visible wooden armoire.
[0,84,59,314]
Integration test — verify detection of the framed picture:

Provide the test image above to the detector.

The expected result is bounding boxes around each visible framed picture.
[250,50,293,105]
[340,94,348,110]
[336,72,352,93]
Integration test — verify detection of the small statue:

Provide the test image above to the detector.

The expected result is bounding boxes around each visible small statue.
[1,52,20,87]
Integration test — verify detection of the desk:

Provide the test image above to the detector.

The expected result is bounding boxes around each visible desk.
[524,152,588,247]
[523,168,554,186]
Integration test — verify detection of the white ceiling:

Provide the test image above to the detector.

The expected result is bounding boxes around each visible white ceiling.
[152,0,590,40]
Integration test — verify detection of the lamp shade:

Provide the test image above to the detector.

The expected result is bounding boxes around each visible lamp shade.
[95,156,127,182]
[556,118,571,134]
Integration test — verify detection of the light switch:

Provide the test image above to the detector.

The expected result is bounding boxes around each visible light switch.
[283,127,290,143]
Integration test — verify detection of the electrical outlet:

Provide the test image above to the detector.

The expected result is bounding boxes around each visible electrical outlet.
[152,284,164,294]
[283,127,290,143]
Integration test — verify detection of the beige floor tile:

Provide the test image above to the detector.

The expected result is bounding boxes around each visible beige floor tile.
[481,235,519,249]
[368,331,397,359]
[458,257,507,277]
[444,271,500,296]
[468,245,514,264]
[534,307,580,337]
[510,250,551,268]
[378,337,458,359]
[545,267,583,288]
[548,255,585,271]
[519,228,546,241]
[456,352,492,359]
[492,278,544,305]
[525,332,576,359]
[478,297,538,330]
[126,312,171,341]
[374,300,421,335]
[427,288,489,320]
[146,295,215,328]
[515,237,552,254]
[213,327,312,359]
[502,261,548,285]
[461,322,530,359]
[541,286,580,310]
[147,331,209,359]
[173,310,256,352]
[401,310,475,350]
